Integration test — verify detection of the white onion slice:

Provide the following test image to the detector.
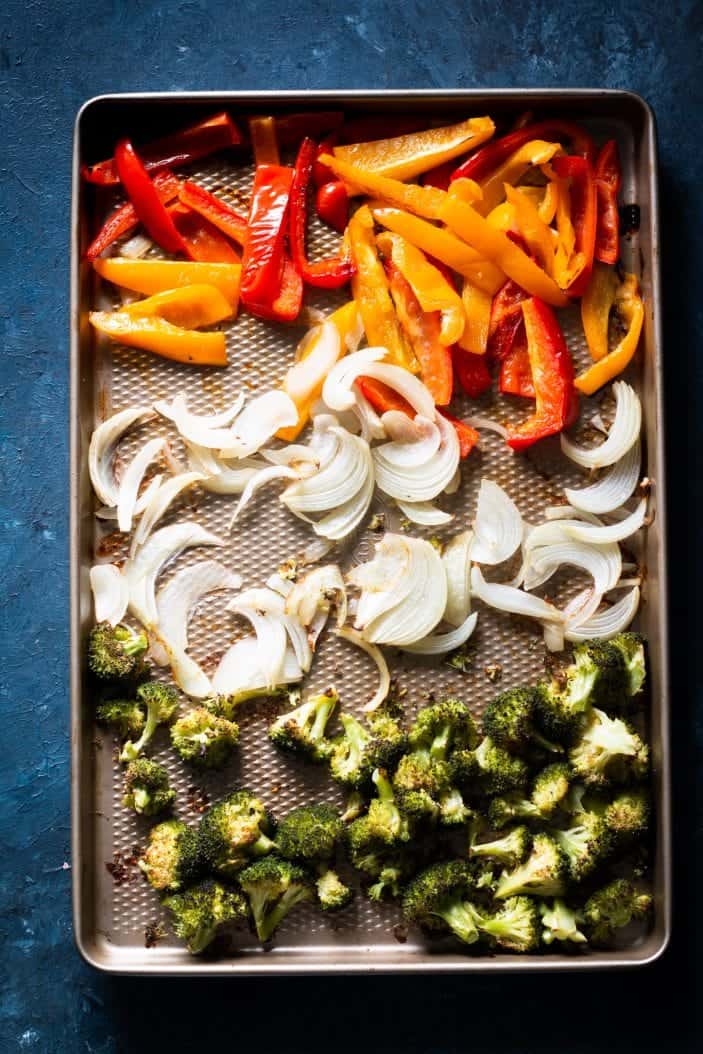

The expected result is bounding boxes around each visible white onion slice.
[323,347,435,419]
[284,322,341,404]
[442,530,473,627]
[380,413,441,465]
[151,561,242,664]
[565,587,640,642]
[190,449,264,495]
[311,466,374,540]
[120,232,154,259]
[282,615,313,672]
[373,413,459,503]
[470,479,523,565]
[151,634,212,698]
[286,565,347,629]
[155,392,245,449]
[562,499,648,545]
[219,391,298,458]
[524,540,621,594]
[266,573,295,598]
[335,626,391,712]
[261,445,319,469]
[116,437,166,533]
[90,564,128,626]
[544,506,604,524]
[89,406,155,507]
[403,611,478,655]
[131,471,204,554]
[226,597,288,689]
[543,621,565,653]
[212,637,303,699]
[352,389,387,443]
[397,500,453,526]
[471,566,563,622]
[560,382,641,469]
[299,538,335,565]
[465,415,509,439]
[230,465,299,528]
[282,425,371,513]
[565,440,641,514]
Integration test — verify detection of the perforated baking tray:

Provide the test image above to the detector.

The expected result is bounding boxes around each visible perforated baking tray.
[71,90,670,973]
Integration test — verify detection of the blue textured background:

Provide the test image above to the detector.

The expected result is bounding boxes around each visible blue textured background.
[2,0,700,1049]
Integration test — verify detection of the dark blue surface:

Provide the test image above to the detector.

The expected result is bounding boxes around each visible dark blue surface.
[2,0,701,1049]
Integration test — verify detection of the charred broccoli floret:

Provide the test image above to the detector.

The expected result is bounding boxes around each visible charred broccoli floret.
[88,622,148,681]
[316,869,353,911]
[482,686,562,757]
[96,698,146,740]
[238,855,314,942]
[329,711,406,789]
[611,632,647,699]
[367,863,408,902]
[487,794,541,829]
[583,878,653,944]
[170,706,239,769]
[341,790,365,823]
[269,688,338,762]
[540,899,587,945]
[122,758,174,816]
[476,896,541,953]
[402,860,481,945]
[568,708,649,787]
[365,768,411,845]
[408,697,479,757]
[553,812,613,882]
[198,791,276,877]
[346,771,416,892]
[164,879,248,955]
[604,789,650,844]
[120,682,179,763]
[139,819,201,892]
[530,762,572,818]
[470,826,532,868]
[452,737,529,797]
[495,832,568,900]
[276,804,343,863]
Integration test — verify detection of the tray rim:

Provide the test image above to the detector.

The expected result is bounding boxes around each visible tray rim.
[70,87,671,975]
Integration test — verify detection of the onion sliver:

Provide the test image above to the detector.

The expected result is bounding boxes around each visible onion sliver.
[152,560,242,664]
[282,425,371,514]
[90,564,128,626]
[373,413,459,503]
[89,405,155,507]
[465,415,509,439]
[442,530,473,627]
[471,479,523,565]
[397,499,453,526]
[132,471,205,554]
[323,347,435,419]
[560,382,641,469]
[565,440,641,514]
[471,566,563,622]
[230,465,299,528]
[562,498,648,545]
[356,535,447,646]
[380,413,441,465]
[403,611,478,655]
[219,391,298,458]
[335,626,391,712]
[286,565,347,628]
[524,540,621,594]
[226,601,288,689]
[155,392,244,449]
[565,587,640,642]
[151,634,212,698]
[212,637,303,699]
[116,437,166,533]
[283,321,341,405]
[310,466,374,540]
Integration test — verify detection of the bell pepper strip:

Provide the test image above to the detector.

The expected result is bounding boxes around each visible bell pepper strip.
[84,170,181,261]
[372,207,504,295]
[487,277,529,362]
[421,160,455,191]
[503,185,557,277]
[313,134,339,187]
[499,333,535,398]
[89,312,227,366]
[594,140,621,265]
[265,254,304,322]
[438,410,480,458]
[575,273,644,394]
[438,195,570,307]
[178,181,248,245]
[473,140,562,217]
[448,177,484,205]
[288,138,355,288]
[167,203,240,263]
[580,262,619,361]
[240,163,293,314]
[93,258,242,307]
[332,117,495,183]
[551,154,598,297]
[452,346,492,398]
[451,119,596,183]
[114,139,188,255]
[357,377,477,458]
[348,205,416,371]
[457,280,492,355]
[249,116,280,165]
[120,284,234,326]
[384,259,453,405]
[315,181,349,233]
[317,153,445,219]
[82,112,243,186]
[376,232,465,346]
[272,111,344,146]
[505,298,577,451]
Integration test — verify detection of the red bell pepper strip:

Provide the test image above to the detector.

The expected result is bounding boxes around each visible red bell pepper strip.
[594,140,621,265]
[178,181,248,246]
[167,203,240,263]
[240,164,294,310]
[114,139,187,255]
[82,112,243,186]
[451,119,596,183]
[272,111,345,146]
[487,277,529,361]
[452,346,492,398]
[552,154,598,297]
[250,254,303,322]
[289,138,355,289]
[358,377,477,459]
[439,410,480,458]
[506,298,577,451]
[499,333,535,398]
[316,180,349,233]
[421,160,455,191]
[85,170,181,260]
[313,134,339,187]
[385,260,453,406]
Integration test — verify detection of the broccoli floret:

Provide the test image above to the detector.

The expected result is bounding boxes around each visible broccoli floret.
[170,706,239,769]
[604,789,650,844]
[495,832,568,900]
[341,790,365,823]
[238,855,314,942]
[346,774,416,888]
[164,879,248,955]
[276,804,343,863]
[452,737,529,797]
[569,708,649,787]
[611,632,647,699]
[540,899,588,945]
[366,768,411,845]
[408,697,479,757]
[470,826,532,868]
[269,688,338,762]
[122,758,174,816]
[402,860,481,945]
[583,878,653,944]
[329,711,406,789]
[482,686,562,757]
[367,864,408,902]
[198,791,276,877]
[88,622,148,681]
[96,698,146,740]
[487,795,541,829]
[530,762,572,818]
[553,812,613,882]
[120,682,179,763]
[139,819,201,892]
[476,896,541,953]
[202,694,240,720]
[316,868,353,911]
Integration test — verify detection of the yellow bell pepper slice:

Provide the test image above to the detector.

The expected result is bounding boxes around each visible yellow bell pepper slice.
[93,258,241,308]
[547,170,585,292]
[503,185,557,277]
[121,284,234,327]
[333,116,495,182]
[89,312,227,366]
[580,263,620,361]
[457,280,492,355]
[348,205,416,371]
[486,202,517,231]
[438,196,569,307]
[474,140,562,216]
[372,207,505,295]
[448,178,483,204]
[376,231,465,345]
[318,153,445,219]
[575,273,644,394]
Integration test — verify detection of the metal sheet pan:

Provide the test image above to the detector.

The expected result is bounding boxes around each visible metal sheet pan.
[70,90,670,974]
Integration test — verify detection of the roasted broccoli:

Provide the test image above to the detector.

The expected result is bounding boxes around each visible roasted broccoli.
[583,878,653,944]
[139,819,201,892]
[164,879,248,954]
[269,688,338,762]
[276,804,343,863]
[553,812,613,882]
[482,686,562,757]
[604,789,650,844]
[347,771,415,891]
[170,706,239,769]
[238,855,314,942]
[316,868,354,911]
[341,790,365,823]
[495,832,568,900]
[120,682,179,763]
[540,899,588,945]
[611,632,647,699]
[452,737,529,797]
[365,768,411,846]
[530,762,572,818]
[122,758,174,816]
[329,711,406,789]
[476,896,541,953]
[202,694,240,720]
[198,791,276,877]
[568,708,649,787]
[470,826,532,868]
[88,622,148,681]
[402,860,481,945]
[96,698,146,740]
[367,863,408,902]
[409,697,479,756]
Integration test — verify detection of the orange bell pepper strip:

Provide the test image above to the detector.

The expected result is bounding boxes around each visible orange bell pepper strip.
[550,155,598,297]
[93,258,241,307]
[376,231,465,345]
[474,140,562,216]
[575,273,644,394]
[89,312,227,366]
[318,153,446,219]
[447,178,483,204]
[371,207,504,295]
[457,280,492,355]
[120,284,234,326]
[438,195,569,307]
[384,259,453,405]
[503,185,557,277]
[333,117,495,182]
[580,262,619,361]
[348,205,416,371]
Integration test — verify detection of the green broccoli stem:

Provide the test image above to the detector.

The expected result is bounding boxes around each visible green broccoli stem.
[429,725,451,762]
[251,832,278,858]
[188,923,217,956]
[256,887,310,942]
[115,626,148,657]
[436,899,481,945]
[120,703,159,762]
[311,696,337,741]
[132,788,151,813]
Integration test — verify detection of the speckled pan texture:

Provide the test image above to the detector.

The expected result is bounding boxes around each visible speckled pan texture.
[71,92,670,973]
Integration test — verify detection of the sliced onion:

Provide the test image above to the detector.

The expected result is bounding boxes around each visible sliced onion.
[120,232,153,259]
[286,565,347,628]
[226,595,288,689]
[465,415,509,439]
[281,615,313,672]
[352,389,387,443]
[471,566,563,622]
[261,445,319,469]
[403,611,478,655]
[89,406,155,507]
[283,322,341,405]
[189,448,264,495]
[561,382,641,469]
[544,506,604,524]
[311,467,374,540]
[380,413,441,465]
[445,467,462,495]
[373,412,459,503]
[524,539,621,594]
[151,561,242,664]
[131,471,205,554]
[212,637,303,699]
[442,530,473,627]
[299,538,335,565]
[151,634,212,698]
[470,479,523,565]
[230,465,300,529]
[565,587,640,642]
[335,626,391,712]
[155,392,245,449]
[116,437,166,533]
[565,440,641,514]
[543,621,565,653]
[219,391,298,458]
[397,499,453,526]
[90,564,128,626]
[562,499,648,545]
[282,423,371,513]
[266,573,295,597]
[323,347,435,419]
